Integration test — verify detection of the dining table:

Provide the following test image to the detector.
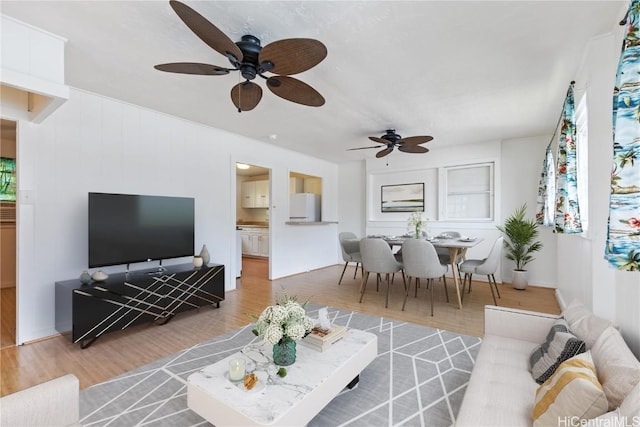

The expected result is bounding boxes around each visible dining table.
[381,235,484,310]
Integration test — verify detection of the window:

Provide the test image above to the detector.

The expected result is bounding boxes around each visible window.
[440,162,494,221]
[575,93,589,233]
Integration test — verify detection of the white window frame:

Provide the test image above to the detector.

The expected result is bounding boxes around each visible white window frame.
[439,162,495,221]
[575,93,589,234]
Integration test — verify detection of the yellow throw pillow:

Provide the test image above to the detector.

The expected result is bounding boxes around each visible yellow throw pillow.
[533,351,608,427]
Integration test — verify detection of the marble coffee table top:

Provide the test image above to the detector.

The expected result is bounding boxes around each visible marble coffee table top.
[187,328,377,426]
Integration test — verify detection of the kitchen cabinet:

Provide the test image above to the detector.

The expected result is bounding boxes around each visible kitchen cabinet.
[254,180,269,207]
[239,227,269,257]
[241,180,269,208]
[257,233,269,256]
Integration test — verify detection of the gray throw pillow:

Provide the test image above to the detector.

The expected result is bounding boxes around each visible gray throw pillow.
[530,318,586,384]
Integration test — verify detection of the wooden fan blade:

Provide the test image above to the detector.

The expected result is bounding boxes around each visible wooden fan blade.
[169,1,243,61]
[369,137,390,145]
[231,81,262,112]
[266,76,325,107]
[260,38,327,76]
[398,135,434,145]
[376,147,394,158]
[347,146,383,151]
[154,62,230,75]
[399,145,429,154]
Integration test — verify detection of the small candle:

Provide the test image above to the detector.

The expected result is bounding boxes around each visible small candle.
[228,358,245,383]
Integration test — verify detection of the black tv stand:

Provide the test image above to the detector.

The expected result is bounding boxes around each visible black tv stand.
[55,263,225,349]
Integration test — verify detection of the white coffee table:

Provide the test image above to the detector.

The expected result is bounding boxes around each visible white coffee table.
[187,328,377,427]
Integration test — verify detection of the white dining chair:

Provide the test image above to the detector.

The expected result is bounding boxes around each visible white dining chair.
[338,232,362,284]
[459,236,503,305]
[400,239,449,316]
[358,238,405,308]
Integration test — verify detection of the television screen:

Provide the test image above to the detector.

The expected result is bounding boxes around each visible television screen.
[88,193,195,268]
[0,157,17,202]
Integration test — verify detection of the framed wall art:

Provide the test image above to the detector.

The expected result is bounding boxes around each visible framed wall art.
[381,183,424,212]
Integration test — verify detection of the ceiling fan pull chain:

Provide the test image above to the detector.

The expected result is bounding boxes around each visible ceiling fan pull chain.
[236,73,242,113]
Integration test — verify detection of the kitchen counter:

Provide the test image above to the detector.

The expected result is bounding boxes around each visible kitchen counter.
[236,221,269,228]
[285,221,338,225]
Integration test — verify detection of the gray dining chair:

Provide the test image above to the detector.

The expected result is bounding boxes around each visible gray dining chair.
[435,231,463,285]
[358,238,405,308]
[436,231,462,264]
[401,239,449,316]
[338,232,362,285]
[459,236,503,305]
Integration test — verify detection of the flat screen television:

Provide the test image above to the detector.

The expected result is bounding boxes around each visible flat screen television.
[88,192,195,268]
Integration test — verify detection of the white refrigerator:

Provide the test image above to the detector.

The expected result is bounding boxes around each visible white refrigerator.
[289,193,321,222]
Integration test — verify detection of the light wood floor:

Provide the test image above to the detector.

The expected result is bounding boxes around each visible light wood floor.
[0,287,16,349]
[0,258,560,397]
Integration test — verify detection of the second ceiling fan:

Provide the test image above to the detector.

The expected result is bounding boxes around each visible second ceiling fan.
[349,129,434,158]
[155,0,327,112]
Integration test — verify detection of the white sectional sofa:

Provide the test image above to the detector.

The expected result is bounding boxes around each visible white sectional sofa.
[456,304,640,427]
[0,374,80,427]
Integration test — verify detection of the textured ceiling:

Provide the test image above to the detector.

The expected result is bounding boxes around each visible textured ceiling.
[1,1,626,163]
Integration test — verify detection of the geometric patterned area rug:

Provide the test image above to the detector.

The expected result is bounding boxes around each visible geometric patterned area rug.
[79,303,481,427]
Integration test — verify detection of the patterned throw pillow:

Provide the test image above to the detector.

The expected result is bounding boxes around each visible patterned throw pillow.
[533,351,608,427]
[530,318,586,384]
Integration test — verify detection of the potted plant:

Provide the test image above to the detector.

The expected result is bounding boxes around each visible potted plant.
[497,203,543,290]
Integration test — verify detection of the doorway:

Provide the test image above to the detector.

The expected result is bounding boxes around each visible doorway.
[0,119,17,348]
[235,162,270,280]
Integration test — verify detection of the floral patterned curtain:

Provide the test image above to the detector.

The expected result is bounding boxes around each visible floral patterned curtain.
[605,0,640,270]
[554,83,583,233]
[536,143,556,226]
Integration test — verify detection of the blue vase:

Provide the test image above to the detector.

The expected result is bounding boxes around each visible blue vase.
[273,338,296,366]
[79,270,91,285]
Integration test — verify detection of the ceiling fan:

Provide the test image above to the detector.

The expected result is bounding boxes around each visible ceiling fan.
[154,0,327,112]
[348,129,434,158]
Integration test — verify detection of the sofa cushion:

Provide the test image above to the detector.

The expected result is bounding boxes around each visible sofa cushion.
[530,318,586,384]
[456,334,540,426]
[533,351,608,427]
[591,326,640,410]
[562,300,615,348]
[584,409,621,426]
[619,380,640,419]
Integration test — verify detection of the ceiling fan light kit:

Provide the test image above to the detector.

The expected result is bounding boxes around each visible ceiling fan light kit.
[155,0,327,112]
[348,129,433,158]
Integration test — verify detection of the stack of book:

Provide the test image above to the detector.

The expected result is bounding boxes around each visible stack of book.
[301,324,348,352]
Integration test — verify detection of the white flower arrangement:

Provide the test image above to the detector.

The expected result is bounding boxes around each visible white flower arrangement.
[251,293,315,345]
[407,211,427,237]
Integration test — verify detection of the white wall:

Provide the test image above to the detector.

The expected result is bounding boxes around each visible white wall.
[361,141,504,283]
[15,88,339,344]
[1,15,69,123]
[500,135,558,287]
[337,160,366,238]
[557,22,640,357]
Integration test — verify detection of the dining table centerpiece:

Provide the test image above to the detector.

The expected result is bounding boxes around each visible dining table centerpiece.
[407,211,427,238]
[251,293,315,366]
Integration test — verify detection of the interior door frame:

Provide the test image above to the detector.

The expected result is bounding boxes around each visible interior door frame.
[231,158,272,281]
